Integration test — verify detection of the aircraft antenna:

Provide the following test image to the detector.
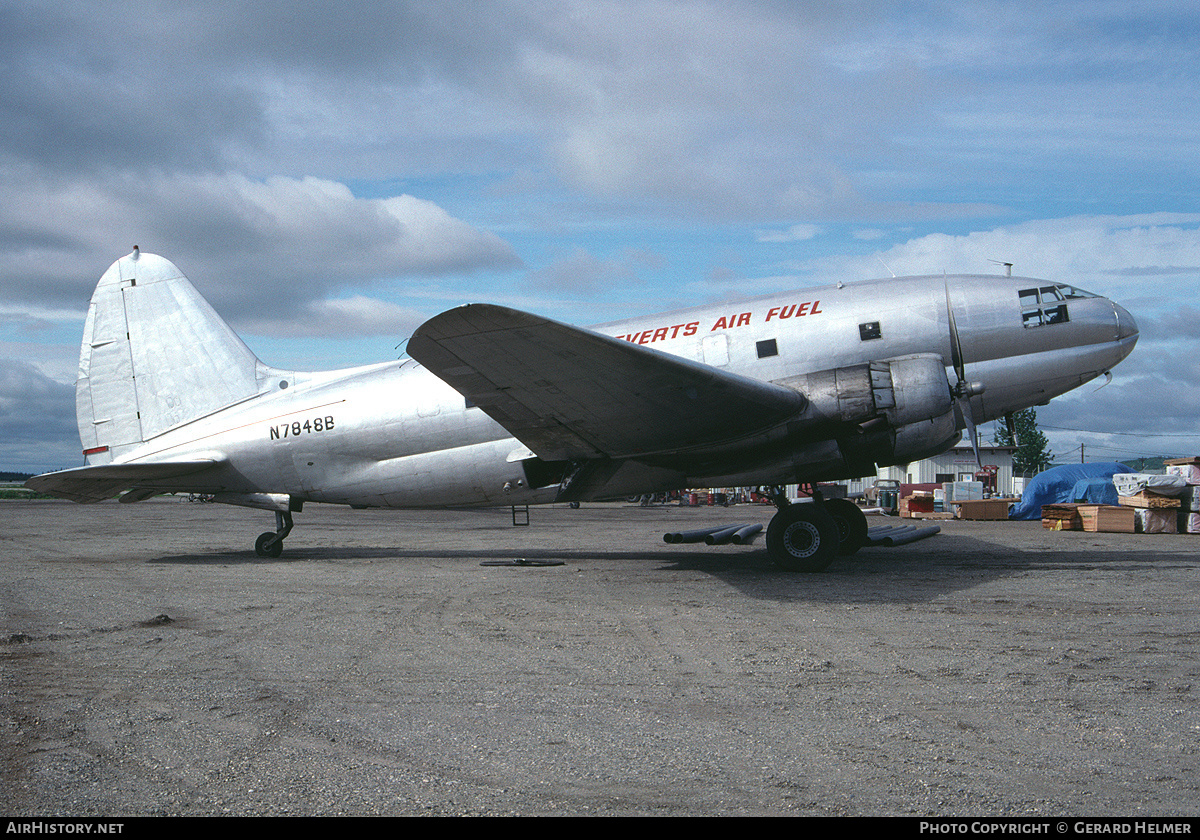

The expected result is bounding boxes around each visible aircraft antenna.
[988,260,1013,277]
[876,256,896,278]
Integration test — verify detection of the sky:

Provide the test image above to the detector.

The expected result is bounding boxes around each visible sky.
[2,0,1198,473]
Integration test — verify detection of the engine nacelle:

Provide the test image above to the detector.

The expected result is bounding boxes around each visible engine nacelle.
[779,353,953,428]
[888,408,961,465]
[770,353,961,477]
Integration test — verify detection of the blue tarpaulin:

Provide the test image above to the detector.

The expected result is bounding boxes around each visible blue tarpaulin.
[1070,478,1121,506]
[1009,462,1131,520]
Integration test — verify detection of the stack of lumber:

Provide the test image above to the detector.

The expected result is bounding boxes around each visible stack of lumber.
[1042,503,1082,530]
[1115,472,1185,534]
[1117,491,1181,508]
[1121,494,1180,533]
[1165,457,1200,484]
[1044,503,1135,533]
[1039,467,1200,535]
[1166,457,1200,534]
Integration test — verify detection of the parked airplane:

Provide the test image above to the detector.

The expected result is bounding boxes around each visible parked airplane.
[27,248,1138,570]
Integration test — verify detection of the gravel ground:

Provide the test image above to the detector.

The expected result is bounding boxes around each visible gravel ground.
[2,498,1198,816]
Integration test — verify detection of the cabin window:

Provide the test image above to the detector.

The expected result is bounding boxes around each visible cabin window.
[859,321,881,341]
[1019,286,1071,328]
[756,339,778,358]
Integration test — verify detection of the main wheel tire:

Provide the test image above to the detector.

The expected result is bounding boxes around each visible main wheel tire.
[825,498,869,556]
[766,503,839,572]
[255,531,283,558]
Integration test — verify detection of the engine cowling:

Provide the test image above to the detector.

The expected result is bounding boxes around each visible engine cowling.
[773,353,962,476]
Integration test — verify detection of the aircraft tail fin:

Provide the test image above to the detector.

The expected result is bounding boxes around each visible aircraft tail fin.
[76,249,268,463]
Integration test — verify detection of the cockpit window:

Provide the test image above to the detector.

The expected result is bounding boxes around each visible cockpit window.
[1056,284,1099,299]
[1020,285,1074,328]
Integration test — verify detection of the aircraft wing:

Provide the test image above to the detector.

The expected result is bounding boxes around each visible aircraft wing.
[25,458,225,503]
[408,304,806,461]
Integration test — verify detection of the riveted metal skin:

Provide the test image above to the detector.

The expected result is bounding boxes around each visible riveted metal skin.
[30,253,1138,559]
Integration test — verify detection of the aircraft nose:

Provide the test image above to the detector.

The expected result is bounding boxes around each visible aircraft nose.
[1113,301,1138,342]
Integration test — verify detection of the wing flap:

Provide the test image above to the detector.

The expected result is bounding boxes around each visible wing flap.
[25,458,225,504]
[408,304,806,461]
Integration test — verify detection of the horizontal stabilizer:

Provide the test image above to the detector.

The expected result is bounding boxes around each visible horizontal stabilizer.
[408,304,806,461]
[25,458,225,504]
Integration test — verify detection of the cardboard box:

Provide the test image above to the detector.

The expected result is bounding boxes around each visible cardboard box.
[1078,505,1135,533]
[943,481,983,502]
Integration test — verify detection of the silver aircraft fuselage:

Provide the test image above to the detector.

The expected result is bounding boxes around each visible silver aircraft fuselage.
[106,273,1136,509]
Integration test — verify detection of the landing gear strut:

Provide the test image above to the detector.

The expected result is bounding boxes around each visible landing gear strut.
[764,488,868,572]
[254,510,293,558]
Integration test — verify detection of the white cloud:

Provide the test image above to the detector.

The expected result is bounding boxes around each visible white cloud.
[240,295,428,340]
[756,225,822,243]
[0,171,522,318]
[808,214,1200,297]
[7,1,1198,224]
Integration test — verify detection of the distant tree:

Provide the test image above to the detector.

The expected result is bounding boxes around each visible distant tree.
[994,408,1053,475]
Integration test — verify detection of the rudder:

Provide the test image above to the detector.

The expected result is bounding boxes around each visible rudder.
[77,248,264,464]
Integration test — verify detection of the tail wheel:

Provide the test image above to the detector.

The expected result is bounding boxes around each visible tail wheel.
[825,498,868,556]
[766,503,839,572]
[255,532,283,558]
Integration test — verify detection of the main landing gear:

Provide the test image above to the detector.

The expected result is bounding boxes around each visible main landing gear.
[764,490,868,572]
[254,510,293,558]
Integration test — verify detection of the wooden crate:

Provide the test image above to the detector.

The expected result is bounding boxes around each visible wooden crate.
[1078,505,1135,533]
[954,499,1011,520]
